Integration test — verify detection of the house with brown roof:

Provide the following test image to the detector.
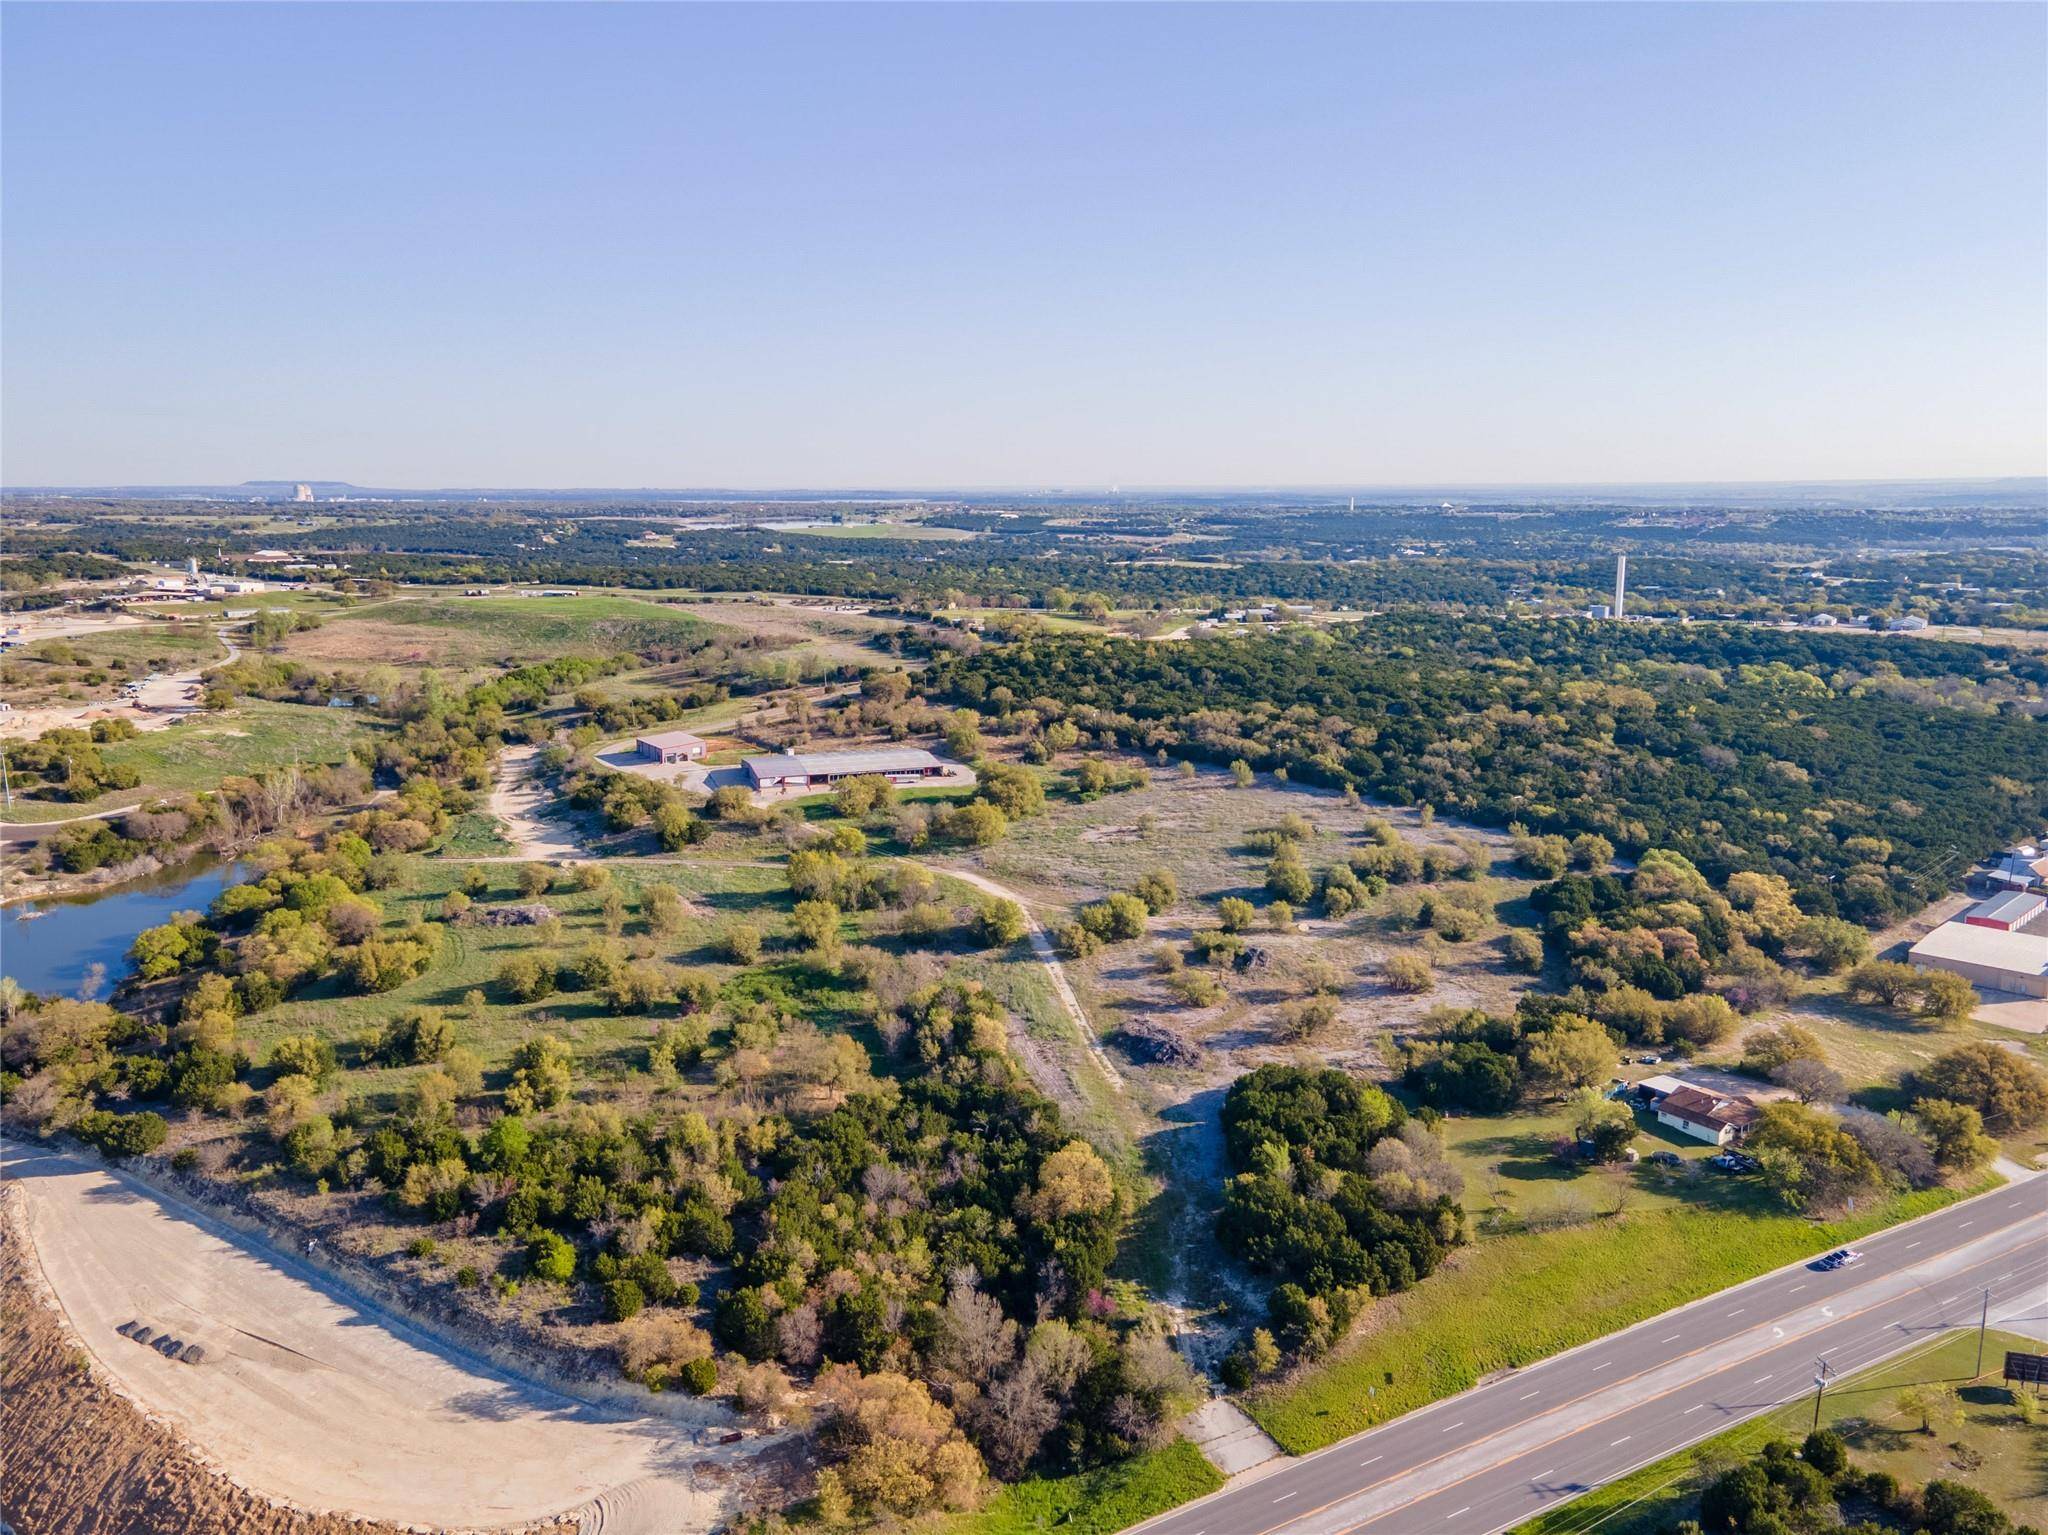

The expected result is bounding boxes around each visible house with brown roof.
[1655,1085,1760,1146]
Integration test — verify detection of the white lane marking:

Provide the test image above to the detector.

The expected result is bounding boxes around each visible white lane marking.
[1753,1374,1773,1383]
[1590,1363,1609,1372]
[1611,1435,1631,1446]
[1789,1285,1806,1293]
[1727,1308,1745,1317]
[1360,1456,1382,1467]
[1684,1404,1704,1413]
[1272,1491,1297,1504]
[1447,1509,1470,1521]
[1960,1221,1973,1229]
[1944,1296,1959,1303]
[1445,1421,1465,1430]
[1531,1468,1554,1479]
[1520,1390,1540,1400]
[1906,1241,1922,1250]
[1661,1333,1682,1342]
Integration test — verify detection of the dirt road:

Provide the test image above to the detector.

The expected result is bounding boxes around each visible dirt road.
[488,742,589,860]
[921,861,1124,1095]
[3,1140,737,1533]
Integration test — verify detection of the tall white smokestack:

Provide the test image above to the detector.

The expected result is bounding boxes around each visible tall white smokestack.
[1614,555,1628,620]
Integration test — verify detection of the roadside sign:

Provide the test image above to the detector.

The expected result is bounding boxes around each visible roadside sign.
[2005,1352,2048,1390]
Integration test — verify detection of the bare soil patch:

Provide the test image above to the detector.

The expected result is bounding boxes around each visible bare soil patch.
[2,1189,410,1535]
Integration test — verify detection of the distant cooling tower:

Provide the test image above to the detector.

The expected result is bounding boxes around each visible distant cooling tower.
[1614,555,1628,620]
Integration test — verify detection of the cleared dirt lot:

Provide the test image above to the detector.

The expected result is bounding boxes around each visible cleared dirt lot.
[3,1140,739,1534]
[0,1212,412,1535]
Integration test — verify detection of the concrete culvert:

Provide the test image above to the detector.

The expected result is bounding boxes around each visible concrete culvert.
[154,1336,184,1356]
[179,1343,207,1365]
[131,1328,159,1347]
[116,1320,145,1338]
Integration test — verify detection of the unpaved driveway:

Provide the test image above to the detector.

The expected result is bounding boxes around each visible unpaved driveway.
[4,1140,735,1533]
[488,742,588,860]
[922,861,1123,1096]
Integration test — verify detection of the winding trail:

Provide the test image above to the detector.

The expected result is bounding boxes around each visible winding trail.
[921,860,1125,1095]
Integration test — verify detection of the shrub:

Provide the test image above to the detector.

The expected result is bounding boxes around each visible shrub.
[498,952,559,1002]
[1132,869,1178,914]
[1079,893,1149,943]
[604,1278,646,1322]
[528,1231,577,1283]
[1382,952,1434,993]
[73,1109,168,1159]
[972,899,1027,947]
[1801,1428,1847,1476]
[506,1035,573,1112]
[721,923,764,965]
[269,1033,337,1081]
[677,1355,719,1396]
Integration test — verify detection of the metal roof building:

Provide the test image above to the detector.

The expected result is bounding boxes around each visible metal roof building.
[743,747,947,790]
[1966,891,2048,932]
[635,730,708,763]
[1908,920,2048,999]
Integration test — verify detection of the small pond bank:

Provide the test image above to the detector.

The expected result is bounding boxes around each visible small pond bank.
[0,857,244,998]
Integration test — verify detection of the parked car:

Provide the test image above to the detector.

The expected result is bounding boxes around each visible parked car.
[1648,1150,1683,1167]
[1811,1248,1864,1271]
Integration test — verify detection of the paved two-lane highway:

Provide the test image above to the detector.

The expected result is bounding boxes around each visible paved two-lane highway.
[1135,1176,2047,1535]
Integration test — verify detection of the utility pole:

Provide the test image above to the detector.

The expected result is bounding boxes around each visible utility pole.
[1811,1357,1832,1433]
[1977,1289,1991,1377]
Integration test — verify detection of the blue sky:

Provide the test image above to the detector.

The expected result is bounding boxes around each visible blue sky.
[4,2,2043,488]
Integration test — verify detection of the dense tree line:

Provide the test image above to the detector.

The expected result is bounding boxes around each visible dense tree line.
[931,618,2048,922]
[1216,1066,1464,1370]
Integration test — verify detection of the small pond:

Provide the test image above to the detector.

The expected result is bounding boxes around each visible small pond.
[1,859,244,999]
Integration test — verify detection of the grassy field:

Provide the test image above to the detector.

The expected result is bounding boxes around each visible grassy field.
[281,595,718,667]
[1440,1101,1750,1228]
[154,588,363,614]
[433,810,514,858]
[1513,1328,2048,1535]
[1730,990,2048,1165]
[103,701,372,789]
[773,520,974,542]
[938,1439,1223,1535]
[937,607,1111,633]
[1,700,375,824]
[1248,1177,1998,1455]
[237,858,793,1089]
[15,626,224,669]
[235,855,1086,1119]
[0,624,224,705]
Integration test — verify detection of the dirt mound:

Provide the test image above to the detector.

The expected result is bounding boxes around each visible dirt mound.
[0,1223,413,1535]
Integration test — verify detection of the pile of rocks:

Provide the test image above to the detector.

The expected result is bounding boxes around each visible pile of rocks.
[1116,1019,1202,1067]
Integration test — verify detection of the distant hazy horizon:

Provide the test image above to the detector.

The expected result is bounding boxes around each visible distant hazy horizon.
[11,475,2043,506]
[5,3,2043,487]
